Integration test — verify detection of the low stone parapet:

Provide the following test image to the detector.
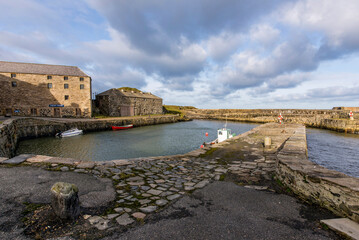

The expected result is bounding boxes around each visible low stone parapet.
[276,125,359,223]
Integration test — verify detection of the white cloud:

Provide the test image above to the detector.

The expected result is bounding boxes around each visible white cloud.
[280,0,359,48]
[250,24,280,47]
[206,31,242,61]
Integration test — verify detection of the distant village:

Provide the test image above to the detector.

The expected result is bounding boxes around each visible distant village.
[0,61,163,118]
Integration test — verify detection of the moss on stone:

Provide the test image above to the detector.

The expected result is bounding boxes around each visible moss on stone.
[199,147,219,158]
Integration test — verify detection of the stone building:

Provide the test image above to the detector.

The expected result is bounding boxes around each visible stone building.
[0,61,92,118]
[95,88,163,117]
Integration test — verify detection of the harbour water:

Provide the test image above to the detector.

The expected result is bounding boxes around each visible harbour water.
[307,127,359,178]
[16,120,258,161]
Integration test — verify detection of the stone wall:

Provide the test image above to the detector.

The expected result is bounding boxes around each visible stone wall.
[184,109,359,133]
[0,73,91,118]
[276,126,359,222]
[95,89,163,117]
[0,115,180,158]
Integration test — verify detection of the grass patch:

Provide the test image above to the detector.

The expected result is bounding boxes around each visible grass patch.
[119,172,135,180]
[219,174,226,181]
[166,166,174,171]
[22,202,43,216]
[163,105,196,118]
[199,147,219,158]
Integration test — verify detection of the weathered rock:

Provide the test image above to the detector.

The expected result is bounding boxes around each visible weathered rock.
[132,212,146,220]
[88,216,110,230]
[51,182,80,220]
[76,161,95,169]
[155,199,168,206]
[107,213,119,219]
[167,194,181,201]
[26,155,52,163]
[3,154,34,164]
[60,166,69,171]
[139,206,157,213]
[116,213,134,226]
[147,189,162,195]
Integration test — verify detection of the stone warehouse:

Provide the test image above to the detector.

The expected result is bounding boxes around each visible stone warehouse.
[95,88,163,117]
[0,61,92,118]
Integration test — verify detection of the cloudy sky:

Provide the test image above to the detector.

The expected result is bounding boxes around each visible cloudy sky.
[1,0,359,109]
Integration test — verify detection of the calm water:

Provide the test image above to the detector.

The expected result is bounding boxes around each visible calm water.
[307,128,359,178]
[16,120,259,161]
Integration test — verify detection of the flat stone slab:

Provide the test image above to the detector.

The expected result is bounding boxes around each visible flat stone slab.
[167,194,181,201]
[26,155,53,163]
[0,157,8,163]
[116,213,134,226]
[76,161,96,169]
[45,157,80,165]
[112,159,131,166]
[321,218,359,240]
[147,189,162,195]
[3,154,34,164]
[140,206,157,213]
[132,212,146,220]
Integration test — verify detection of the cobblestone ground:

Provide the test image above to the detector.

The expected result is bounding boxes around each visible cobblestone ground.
[0,123,302,235]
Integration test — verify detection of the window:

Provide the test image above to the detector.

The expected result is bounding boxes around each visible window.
[11,73,16,78]
[64,84,69,89]
[80,77,84,81]
[11,81,17,87]
[48,83,52,89]
[64,95,69,100]
[47,75,52,80]
[80,84,84,89]
[64,76,68,80]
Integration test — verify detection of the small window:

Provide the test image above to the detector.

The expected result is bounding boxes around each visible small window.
[64,76,68,80]
[64,95,69,100]
[64,84,69,89]
[80,84,84,89]
[80,77,84,81]
[48,83,52,89]
[47,75,52,80]
[11,81,17,87]
[11,73,16,78]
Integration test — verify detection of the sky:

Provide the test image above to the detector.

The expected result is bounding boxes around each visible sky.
[1,0,359,109]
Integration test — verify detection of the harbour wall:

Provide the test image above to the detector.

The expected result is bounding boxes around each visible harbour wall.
[0,115,180,158]
[275,125,359,222]
[185,109,359,133]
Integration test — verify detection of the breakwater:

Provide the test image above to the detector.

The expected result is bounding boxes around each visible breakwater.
[0,115,180,158]
[2,122,359,224]
[276,126,359,222]
[185,109,359,133]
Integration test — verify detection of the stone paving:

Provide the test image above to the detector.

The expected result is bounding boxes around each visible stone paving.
[0,123,302,232]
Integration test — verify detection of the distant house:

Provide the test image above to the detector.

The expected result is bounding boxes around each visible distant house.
[0,61,92,118]
[95,88,163,117]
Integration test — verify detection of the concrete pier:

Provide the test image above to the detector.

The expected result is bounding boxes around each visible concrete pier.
[0,122,358,239]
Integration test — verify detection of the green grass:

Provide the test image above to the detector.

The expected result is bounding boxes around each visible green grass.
[199,147,219,158]
[163,105,196,117]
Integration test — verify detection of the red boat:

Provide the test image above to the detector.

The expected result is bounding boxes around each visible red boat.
[111,124,133,130]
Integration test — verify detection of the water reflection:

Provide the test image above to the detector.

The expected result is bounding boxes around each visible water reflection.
[307,128,359,178]
[16,120,258,161]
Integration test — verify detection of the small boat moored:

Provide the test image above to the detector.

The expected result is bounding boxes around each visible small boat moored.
[56,128,83,138]
[111,124,133,130]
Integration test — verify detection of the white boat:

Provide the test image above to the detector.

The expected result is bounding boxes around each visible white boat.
[217,127,233,143]
[217,115,234,143]
[56,128,83,138]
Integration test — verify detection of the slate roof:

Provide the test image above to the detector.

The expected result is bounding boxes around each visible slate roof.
[97,88,162,100]
[0,61,89,77]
